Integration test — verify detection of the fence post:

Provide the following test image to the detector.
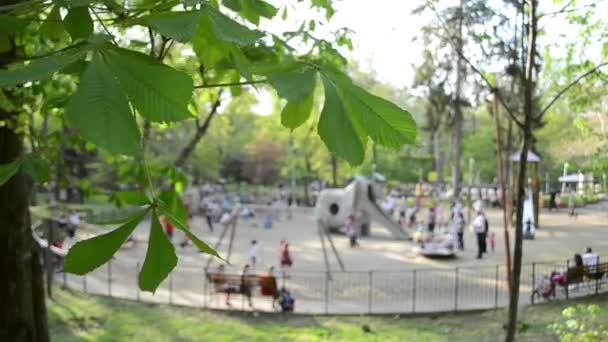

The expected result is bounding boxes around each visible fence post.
[368,271,373,314]
[454,268,459,312]
[565,259,570,300]
[108,259,112,297]
[412,269,416,313]
[595,255,600,296]
[45,220,54,298]
[495,264,499,309]
[83,274,87,293]
[324,271,329,314]
[531,263,536,304]
[136,262,140,302]
[203,270,208,309]
[169,273,173,305]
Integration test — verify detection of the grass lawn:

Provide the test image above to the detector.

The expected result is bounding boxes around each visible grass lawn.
[48,287,608,341]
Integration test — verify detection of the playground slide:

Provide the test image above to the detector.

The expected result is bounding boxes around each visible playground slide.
[362,200,409,240]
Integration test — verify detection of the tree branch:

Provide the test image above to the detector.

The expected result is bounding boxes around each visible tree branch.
[537,61,608,118]
[174,91,223,168]
[193,79,267,89]
[538,0,603,18]
[427,1,524,128]
[91,7,118,45]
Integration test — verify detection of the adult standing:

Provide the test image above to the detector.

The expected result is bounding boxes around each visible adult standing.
[199,199,214,232]
[452,211,466,250]
[248,240,260,268]
[471,210,488,259]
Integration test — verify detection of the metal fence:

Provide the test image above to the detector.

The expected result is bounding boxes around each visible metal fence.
[55,254,608,315]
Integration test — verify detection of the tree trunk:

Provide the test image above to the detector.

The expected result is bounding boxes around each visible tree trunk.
[0,99,50,342]
[174,97,221,168]
[303,154,312,206]
[0,15,49,340]
[492,92,512,293]
[451,0,465,198]
[433,129,444,182]
[506,1,536,341]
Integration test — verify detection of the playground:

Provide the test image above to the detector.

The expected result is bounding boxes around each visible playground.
[57,197,608,314]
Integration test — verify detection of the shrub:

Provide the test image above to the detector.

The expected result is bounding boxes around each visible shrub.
[549,304,608,342]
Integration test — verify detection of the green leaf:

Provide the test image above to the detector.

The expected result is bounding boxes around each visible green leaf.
[281,88,314,130]
[110,190,150,207]
[22,155,50,183]
[202,4,263,46]
[329,71,417,147]
[139,211,178,292]
[0,14,28,34]
[223,0,278,25]
[158,190,187,224]
[64,209,147,275]
[229,47,254,83]
[65,53,142,156]
[268,65,317,102]
[103,47,193,122]
[0,46,88,87]
[0,157,23,187]
[159,205,223,259]
[42,6,66,41]
[64,6,94,41]
[192,19,230,67]
[318,74,365,165]
[137,11,202,42]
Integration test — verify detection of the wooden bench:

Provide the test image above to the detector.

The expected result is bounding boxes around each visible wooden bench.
[206,272,278,298]
[561,263,608,297]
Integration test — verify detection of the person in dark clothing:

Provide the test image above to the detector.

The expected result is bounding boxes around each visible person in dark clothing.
[471,211,488,259]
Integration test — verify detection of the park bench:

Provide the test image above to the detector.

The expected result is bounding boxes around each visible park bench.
[560,262,608,297]
[206,272,279,300]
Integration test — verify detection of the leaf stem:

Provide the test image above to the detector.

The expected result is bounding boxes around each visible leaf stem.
[193,79,267,89]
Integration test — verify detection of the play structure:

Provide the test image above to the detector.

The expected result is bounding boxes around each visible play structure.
[314,175,410,271]
[315,175,409,240]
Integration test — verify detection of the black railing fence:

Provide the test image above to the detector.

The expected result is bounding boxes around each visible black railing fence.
[55,254,608,314]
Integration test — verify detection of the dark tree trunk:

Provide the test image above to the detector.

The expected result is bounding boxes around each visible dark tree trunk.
[506,1,537,341]
[0,114,49,342]
[174,97,222,168]
[303,154,312,206]
[451,0,465,198]
[0,10,49,340]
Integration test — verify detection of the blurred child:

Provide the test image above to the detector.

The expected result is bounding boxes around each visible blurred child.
[488,232,496,254]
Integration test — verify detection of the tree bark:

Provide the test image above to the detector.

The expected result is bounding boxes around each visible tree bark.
[506,1,536,341]
[0,11,49,340]
[492,92,512,293]
[174,96,222,168]
[451,0,465,198]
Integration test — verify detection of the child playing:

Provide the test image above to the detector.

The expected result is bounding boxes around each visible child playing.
[488,232,496,254]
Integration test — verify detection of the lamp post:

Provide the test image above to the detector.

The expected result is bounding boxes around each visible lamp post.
[561,162,569,193]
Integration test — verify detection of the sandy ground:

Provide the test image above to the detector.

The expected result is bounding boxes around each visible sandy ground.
[61,200,608,314]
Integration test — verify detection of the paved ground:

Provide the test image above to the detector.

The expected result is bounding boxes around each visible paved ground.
[62,199,608,314]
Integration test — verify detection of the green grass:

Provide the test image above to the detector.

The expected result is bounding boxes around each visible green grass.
[48,288,608,341]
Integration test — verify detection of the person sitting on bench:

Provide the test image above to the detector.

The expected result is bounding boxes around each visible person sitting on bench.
[550,254,585,294]
[583,247,599,267]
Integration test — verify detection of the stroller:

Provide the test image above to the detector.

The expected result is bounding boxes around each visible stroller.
[531,274,555,302]
[278,288,295,312]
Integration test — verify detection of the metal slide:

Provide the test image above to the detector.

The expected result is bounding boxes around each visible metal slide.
[361,199,409,240]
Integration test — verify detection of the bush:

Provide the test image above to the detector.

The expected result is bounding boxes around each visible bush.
[549,304,608,342]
